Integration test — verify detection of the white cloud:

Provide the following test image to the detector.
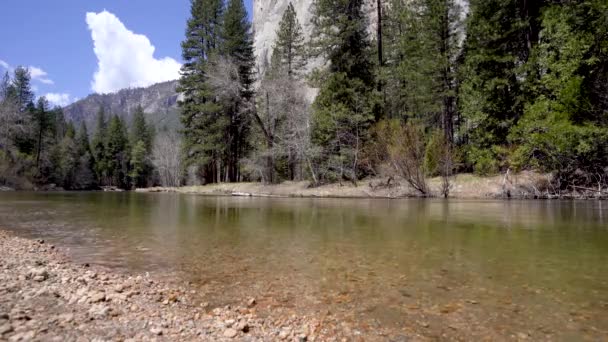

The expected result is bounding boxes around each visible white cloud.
[44,93,72,107]
[86,10,181,94]
[0,60,54,85]
[28,66,54,85]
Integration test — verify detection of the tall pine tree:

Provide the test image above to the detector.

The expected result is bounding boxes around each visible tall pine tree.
[310,0,377,182]
[178,0,226,184]
[221,0,255,182]
[269,3,307,78]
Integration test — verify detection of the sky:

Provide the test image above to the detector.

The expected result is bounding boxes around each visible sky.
[0,0,253,107]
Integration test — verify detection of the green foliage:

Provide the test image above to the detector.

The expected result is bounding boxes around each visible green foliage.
[383,0,462,135]
[105,115,129,187]
[459,0,530,154]
[269,2,307,78]
[179,0,255,183]
[311,73,376,181]
[91,107,108,182]
[129,140,147,188]
[509,2,608,186]
[424,130,446,177]
[467,147,499,176]
[130,106,154,152]
[311,0,374,84]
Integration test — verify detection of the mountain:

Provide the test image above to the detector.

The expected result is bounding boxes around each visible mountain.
[63,80,181,132]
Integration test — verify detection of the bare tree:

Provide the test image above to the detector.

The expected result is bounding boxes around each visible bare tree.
[152,131,182,187]
[253,65,314,183]
[375,120,429,195]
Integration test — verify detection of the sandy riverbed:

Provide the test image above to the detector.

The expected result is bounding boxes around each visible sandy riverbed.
[0,230,386,341]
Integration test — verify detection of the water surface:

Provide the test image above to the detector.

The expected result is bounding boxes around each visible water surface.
[1,192,607,339]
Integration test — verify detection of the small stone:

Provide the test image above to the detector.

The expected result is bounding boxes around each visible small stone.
[279,329,291,340]
[58,313,74,324]
[88,304,110,319]
[150,327,163,336]
[237,321,249,333]
[0,323,13,335]
[297,334,308,342]
[28,268,48,281]
[247,298,256,307]
[223,328,238,338]
[225,319,236,327]
[89,291,106,303]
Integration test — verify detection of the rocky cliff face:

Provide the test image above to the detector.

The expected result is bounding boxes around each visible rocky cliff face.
[253,0,317,76]
[63,80,181,131]
[253,0,379,77]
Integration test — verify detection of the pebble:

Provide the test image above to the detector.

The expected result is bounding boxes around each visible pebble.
[223,328,238,338]
[150,327,163,336]
[89,291,106,303]
[0,323,14,335]
[28,268,48,281]
[0,231,348,341]
[88,304,110,319]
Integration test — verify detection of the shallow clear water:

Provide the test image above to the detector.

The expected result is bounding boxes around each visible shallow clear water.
[1,192,607,339]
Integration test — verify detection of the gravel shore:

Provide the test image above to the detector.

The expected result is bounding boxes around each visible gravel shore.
[0,231,358,341]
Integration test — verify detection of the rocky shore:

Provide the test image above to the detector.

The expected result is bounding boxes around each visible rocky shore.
[0,231,353,341]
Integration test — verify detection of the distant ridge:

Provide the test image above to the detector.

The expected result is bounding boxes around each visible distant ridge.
[63,80,181,131]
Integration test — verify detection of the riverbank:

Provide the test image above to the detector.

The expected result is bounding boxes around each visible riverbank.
[138,171,582,199]
[0,230,365,341]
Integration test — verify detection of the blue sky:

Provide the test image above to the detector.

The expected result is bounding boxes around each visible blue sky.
[0,0,253,106]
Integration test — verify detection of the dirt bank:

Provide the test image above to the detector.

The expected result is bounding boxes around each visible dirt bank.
[137,171,563,199]
[0,231,378,341]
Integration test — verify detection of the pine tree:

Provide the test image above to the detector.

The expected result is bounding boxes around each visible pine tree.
[383,0,462,141]
[129,140,147,188]
[105,115,129,188]
[11,67,34,112]
[459,0,534,172]
[91,107,108,184]
[311,0,374,84]
[179,0,227,183]
[509,1,608,187]
[33,97,52,169]
[310,0,377,182]
[270,3,307,78]
[76,122,91,156]
[221,0,256,181]
[74,122,95,189]
[130,105,153,152]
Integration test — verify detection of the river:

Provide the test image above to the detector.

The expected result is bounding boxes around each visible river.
[1,192,607,339]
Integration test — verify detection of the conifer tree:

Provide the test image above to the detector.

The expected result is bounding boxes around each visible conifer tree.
[91,107,108,184]
[179,0,226,183]
[221,0,256,181]
[11,67,34,112]
[310,0,377,182]
[76,122,91,156]
[130,105,154,152]
[33,97,52,168]
[270,3,307,78]
[74,122,95,189]
[459,0,533,172]
[105,115,129,188]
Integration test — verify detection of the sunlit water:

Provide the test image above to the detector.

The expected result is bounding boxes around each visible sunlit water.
[1,192,607,339]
